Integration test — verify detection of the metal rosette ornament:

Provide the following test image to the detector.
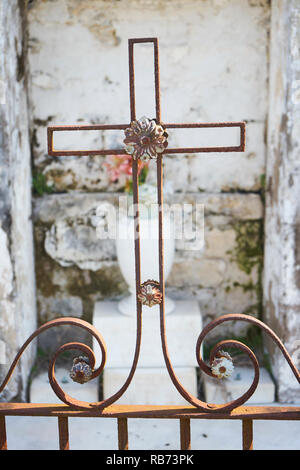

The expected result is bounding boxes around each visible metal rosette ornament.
[210,350,234,379]
[138,280,163,307]
[124,116,168,161]
[70,356,93,384]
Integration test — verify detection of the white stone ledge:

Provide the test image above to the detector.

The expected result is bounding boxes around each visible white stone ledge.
[93,300,202,369]
[103,367,197,406]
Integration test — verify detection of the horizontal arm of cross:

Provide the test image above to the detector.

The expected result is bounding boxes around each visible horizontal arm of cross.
[47,121,245,156]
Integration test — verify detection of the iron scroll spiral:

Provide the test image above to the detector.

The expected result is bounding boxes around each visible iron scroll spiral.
[0,313,299,412]
[0,316,142,410]
[159,313,300,413]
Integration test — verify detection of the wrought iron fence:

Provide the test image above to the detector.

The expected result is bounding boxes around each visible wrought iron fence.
[0,38,299,450]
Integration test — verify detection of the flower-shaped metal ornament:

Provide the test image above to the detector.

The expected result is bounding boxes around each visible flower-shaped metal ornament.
[124,116,168,161]
[211,350,234,379]
[69,356,93,384]
[138,280,163,307]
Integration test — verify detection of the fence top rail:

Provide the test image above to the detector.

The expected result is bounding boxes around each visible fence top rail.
[0,403,299,420]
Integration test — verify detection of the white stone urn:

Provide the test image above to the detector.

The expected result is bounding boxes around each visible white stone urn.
[117,185,175,316]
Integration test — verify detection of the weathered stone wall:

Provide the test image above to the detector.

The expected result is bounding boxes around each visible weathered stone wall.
[0,0,36,400]
[28,0,269,349]
[264,0,300,402]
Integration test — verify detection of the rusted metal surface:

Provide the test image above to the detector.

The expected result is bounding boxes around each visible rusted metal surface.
[0,416,7,450]
[58,417,69,450]
[242,420,253,450]
[48,122,245,156]
[0,316,144,411]
[47,38,245,157]
[1,313,299,414]
[158,312,300,413]
[0,403,300,420]
[124,117,168,160]
[138,280,162,307]
[180,418,191,450]
[118,418,129,450]
[0,37,299,450]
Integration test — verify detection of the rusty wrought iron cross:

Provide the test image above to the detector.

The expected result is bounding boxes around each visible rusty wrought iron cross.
[46,37,247,410]
[47,34,246,313]
[1,37,299,423]
[48,37,245,158]
[47,35,246,293]
[1,39,300,426]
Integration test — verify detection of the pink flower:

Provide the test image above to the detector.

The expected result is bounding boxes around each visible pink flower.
[104,154,149,184]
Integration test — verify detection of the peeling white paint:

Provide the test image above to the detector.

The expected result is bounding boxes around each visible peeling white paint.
[0,0,37,400]
[264,0,300,403]
[0,228,14,299]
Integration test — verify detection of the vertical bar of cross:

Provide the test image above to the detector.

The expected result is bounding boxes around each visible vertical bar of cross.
[128,39,136,122]
[128,38,183,413]
[153,38,171,398]
[0,416,7,450]
[128,38,161,122]
[151,37,165,347]
[153,38,161,123]
[242,419,253,450]
[155,41,186,405]
[128,39,143,380]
